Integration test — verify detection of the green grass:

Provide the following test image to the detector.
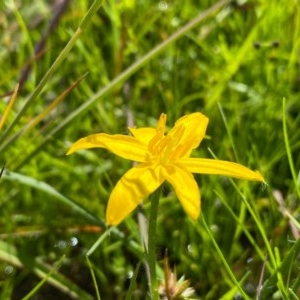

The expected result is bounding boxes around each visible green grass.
[1,0,300,299]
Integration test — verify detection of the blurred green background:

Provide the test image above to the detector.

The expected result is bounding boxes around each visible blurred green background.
[0,0,300,299]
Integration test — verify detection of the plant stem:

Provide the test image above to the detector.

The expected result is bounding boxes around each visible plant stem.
[147,186,161,300]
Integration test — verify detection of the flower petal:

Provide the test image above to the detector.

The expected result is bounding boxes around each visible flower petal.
[128,127,157,145]
[178,158,264,182]
[168,113,208,157]
[106,165,164,225]
[67,133,147,162]
[162,165,200,220]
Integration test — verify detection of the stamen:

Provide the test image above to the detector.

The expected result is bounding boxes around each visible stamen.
[148,132,163,155]
[157,113,167,133]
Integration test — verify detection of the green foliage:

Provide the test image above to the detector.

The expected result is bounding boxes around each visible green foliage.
[1,0,300,299]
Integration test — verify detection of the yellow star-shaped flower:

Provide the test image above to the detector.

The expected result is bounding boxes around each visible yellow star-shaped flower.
[67,113,264,225]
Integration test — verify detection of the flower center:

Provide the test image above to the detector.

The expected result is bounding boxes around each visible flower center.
[144,114,187,165]
[146,133,175,165]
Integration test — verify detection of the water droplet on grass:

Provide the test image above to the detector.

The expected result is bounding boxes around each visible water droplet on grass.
[69,236,78,247]
[158,1,168,11]
[4,265,13,275]
[55,240,67,249]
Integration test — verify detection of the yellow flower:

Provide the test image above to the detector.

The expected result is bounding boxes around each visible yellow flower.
[67,113,264,225]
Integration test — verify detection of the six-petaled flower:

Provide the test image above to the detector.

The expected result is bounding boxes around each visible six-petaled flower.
[67,112,264,225]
